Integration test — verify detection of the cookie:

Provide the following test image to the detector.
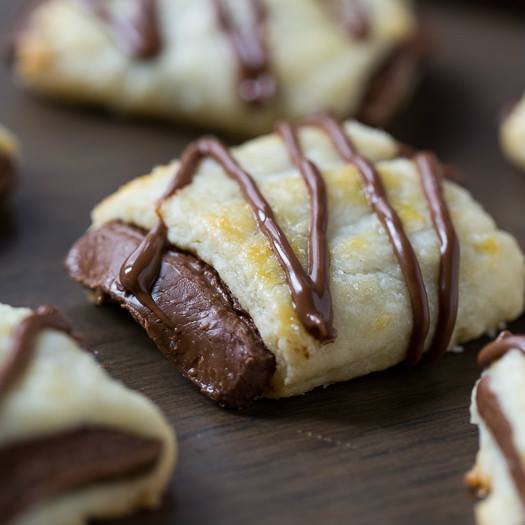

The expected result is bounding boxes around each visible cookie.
[10,0,423,135]
[0,303,176,525]
[467,332,525,525]
[66,116,525,407]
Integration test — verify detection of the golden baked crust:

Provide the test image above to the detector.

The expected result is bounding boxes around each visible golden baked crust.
[90,120,525,397]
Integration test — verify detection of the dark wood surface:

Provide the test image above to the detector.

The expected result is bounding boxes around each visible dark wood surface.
[1,3,525,524]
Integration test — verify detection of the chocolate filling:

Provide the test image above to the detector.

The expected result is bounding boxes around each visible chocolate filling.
[0,151,15,199]
[65,221,276,408]
[0,427,162,524]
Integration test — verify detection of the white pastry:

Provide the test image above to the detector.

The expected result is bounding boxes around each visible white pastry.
[11,0,421,135]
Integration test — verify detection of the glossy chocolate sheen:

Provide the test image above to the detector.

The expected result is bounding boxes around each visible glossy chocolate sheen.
[65,221,276,408]
[276,122,335,341]
[305,116,459,364]
[0,426,161,524]
[122,136,336,344]
[415,152,460,361]
[306,115,431,365]
[0,151,15,199]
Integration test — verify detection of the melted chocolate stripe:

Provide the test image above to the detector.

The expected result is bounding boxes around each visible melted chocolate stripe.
[120,220,175,328]
[156,137,335,341]
[212,0,275,105]
[305,115,430,365]
[476,377,525,509]
[0,306,72,401]
[478,331,525,368]
[79,0,162,59]
[276,122,335,341]
[415,153,460,360]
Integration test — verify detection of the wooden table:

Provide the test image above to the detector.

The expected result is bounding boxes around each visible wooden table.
[1,3,524,524]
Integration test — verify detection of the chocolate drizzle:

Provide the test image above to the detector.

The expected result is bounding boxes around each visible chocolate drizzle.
[212,0,275,105]
[478,331,525,368]
[415,153,460,360]
[79,0,162,59]
[0,305,72,401]
[305,115,433,364]
[120,220,175,328]
[120,115,460,362]
[121,136,336,342]
[476,377,525,510]
[276,122,335,341]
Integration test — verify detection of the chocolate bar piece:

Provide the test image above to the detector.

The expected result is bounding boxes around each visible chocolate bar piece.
[66,220,276,408]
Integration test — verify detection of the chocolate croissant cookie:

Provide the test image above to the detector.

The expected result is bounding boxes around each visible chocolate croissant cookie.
[10,0,423,135]
[0,126,17,199]
[467,332,525,525]
[0,303,176,525]
[501,96,525,170]
[66,116,525,408]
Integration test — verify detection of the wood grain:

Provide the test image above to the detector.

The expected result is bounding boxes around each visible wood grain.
[1,2,525,524]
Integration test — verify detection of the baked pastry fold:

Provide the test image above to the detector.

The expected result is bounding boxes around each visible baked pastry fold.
[10,0,422,135]
[467,333,525,525]
[0,303,176,525]
[66,118,525,407]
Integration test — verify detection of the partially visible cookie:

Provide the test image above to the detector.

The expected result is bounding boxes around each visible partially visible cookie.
[0,303,176,525]
[9,0,423,135]
[501,97,525,170]
[0,126,17,199]
[467,332,525,525]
